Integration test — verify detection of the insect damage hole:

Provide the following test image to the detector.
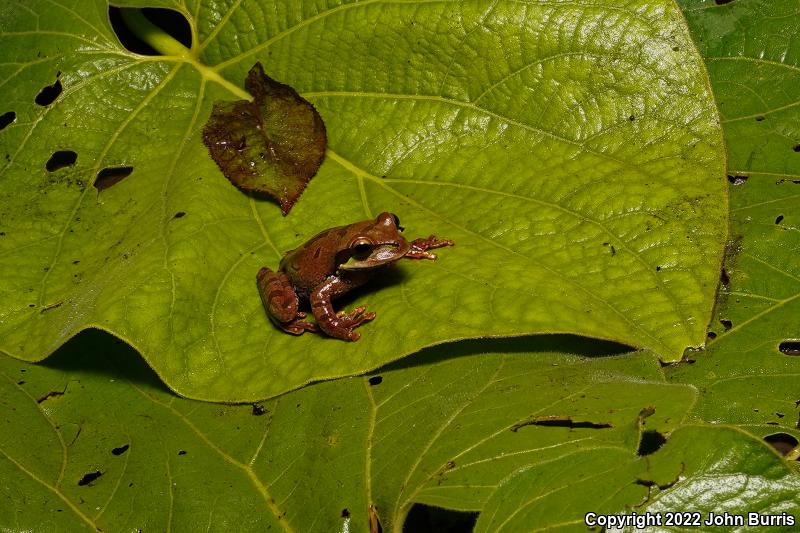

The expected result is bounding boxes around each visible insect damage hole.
[35,75,63,106]
[0,111,16,130]
[637,430,667,456]
[111,444,130,456]
[763,433,798,457]
[727,175,749,185]
[78,471,103,486]
[46,150,77,172]
[779,341,800,355]
[109,7,192,55]
[94,166,133,191]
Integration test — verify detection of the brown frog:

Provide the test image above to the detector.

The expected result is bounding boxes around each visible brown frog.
[257,212,453,340]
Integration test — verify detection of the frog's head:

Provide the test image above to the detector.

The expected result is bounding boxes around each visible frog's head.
[338,212,410,270]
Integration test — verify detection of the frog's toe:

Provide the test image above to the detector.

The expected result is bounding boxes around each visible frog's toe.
[345,308,375,326]
[282,319,317,335]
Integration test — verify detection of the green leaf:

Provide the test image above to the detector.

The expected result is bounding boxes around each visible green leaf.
[475,426,800,532]
[640,427,800,523]
[670,0,800,447]
[0,334,696,532]
[678,0,800,178]
[666,176,800,443]
[0,0,727,401]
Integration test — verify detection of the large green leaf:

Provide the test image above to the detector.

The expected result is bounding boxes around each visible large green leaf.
[0,332,689,531]
[6,333,799,532]
[666,174,800,444]
[0,0,727,400]
[670,0,800,444]
[678,0,800,178]
[476,425,800,532]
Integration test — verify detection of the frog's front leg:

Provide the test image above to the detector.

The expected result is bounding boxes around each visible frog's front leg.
[406,235,454,260]
[257,267,318,335]
[310,276,376,341]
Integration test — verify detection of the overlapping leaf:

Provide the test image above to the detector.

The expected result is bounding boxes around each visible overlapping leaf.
[670,0,800,446]
[476,426,800,532]
[0,332,681,531]
[0,0,726,400]
[6,332,799,532]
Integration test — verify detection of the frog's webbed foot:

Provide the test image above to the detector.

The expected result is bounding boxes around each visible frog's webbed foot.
[310,277,379,341]
[406,235,454,260]
[279,313,319,336]
[325,306,375,341]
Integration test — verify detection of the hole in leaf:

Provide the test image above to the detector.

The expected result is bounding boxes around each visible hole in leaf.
[251,403,267,416]
[35,76,63,106]
[404,504,478,533]
[368,376,383,386]
[45,150,77,172]
[779,342,800,355]
[78,471,103,486]
[794,144,800,153]
[109,7,192,55]
[112,444,130,456]
[36,389,64,403]
[720,319,733,330]
[714,0,735,4]
[755,115,765,121]
[173,211,186,219]
[727,174,748,185]
[341,509,350,518]
[707,331,717,340]
[178,449,187,455]
[511,416,611,432]
[95,166,133,191]
[0,111,16,130]
[763,433,798,456]
[720,268,730,287]
[775,215,784,224]
[602,242,616,255]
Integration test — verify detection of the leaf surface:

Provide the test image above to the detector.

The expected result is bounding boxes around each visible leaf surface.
[671,0,800,446]
[475,425,800,532]
[0,334,688,532]
[0,0,726,400]
[7,333,800,532]
[202,62,327,214]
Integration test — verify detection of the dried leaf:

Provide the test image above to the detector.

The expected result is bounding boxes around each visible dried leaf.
[202,62,326,214]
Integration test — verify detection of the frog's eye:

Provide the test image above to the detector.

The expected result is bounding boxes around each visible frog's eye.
[352,239,373,256]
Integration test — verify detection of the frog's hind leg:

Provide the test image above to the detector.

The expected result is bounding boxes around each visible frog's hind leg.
[257,267,318,335]
[310,277,375,341]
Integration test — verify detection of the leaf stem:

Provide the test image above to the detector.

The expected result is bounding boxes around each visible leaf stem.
[120,8,191,59]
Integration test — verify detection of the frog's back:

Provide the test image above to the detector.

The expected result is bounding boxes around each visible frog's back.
[279,226,344,295]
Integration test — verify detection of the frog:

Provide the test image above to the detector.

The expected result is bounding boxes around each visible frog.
[257,212,453,341]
